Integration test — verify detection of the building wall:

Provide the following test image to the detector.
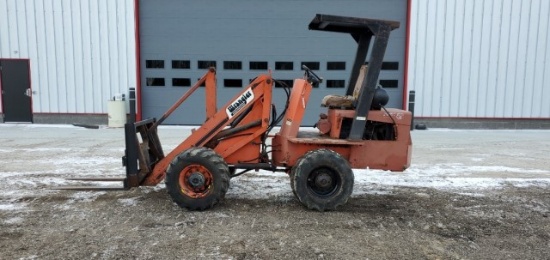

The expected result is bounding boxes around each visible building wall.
[408,0,550,118]
[0,0,136,114]
[2,0,549,124]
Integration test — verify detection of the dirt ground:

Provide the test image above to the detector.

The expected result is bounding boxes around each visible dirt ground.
[1,124,549,259]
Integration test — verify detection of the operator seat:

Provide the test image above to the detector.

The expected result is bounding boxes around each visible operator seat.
[321,65,367,109]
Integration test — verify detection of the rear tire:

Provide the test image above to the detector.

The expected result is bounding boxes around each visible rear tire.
[165,147,230,210]
[291,149,354,211]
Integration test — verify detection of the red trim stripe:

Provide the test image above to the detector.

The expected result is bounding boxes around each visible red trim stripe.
[133,0,142,121]
[0,60,3,114]
[403,0,412,110]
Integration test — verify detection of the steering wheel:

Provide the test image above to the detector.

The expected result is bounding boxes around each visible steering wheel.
[302,65,323,87]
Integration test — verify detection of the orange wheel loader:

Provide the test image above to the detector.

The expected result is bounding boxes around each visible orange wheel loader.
[61,14,412,211]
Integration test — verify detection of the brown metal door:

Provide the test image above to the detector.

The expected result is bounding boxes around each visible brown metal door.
[0,59,33,123]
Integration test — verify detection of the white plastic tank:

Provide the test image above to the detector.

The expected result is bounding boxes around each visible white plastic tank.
[107,100,127,127]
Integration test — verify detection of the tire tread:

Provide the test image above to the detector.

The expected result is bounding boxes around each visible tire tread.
[291,149,354,211]
[165,147,230,211]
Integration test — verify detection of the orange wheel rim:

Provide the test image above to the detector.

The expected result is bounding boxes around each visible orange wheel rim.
[178,164,214,198]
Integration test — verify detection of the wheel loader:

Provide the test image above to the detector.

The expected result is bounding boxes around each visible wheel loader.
[61,14,412,211]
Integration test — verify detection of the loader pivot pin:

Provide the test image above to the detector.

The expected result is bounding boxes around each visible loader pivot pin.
[307,168,340,197]
[179,165,213,198]
[188,173,205,188]
[315,172,333,189]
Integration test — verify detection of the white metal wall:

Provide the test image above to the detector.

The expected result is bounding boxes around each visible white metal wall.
[408,0,550,118]
[0,0,136,114]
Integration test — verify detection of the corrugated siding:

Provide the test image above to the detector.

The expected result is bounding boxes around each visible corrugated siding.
[0,0,136,113]
[408,0,550,118]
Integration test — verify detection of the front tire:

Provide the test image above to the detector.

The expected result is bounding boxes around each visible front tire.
[165,147,230,210]
[291,149,354,211]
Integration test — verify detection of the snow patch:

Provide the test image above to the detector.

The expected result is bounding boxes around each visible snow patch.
[0,203,27,211]
[223,165,550,199]
[403,164,549,176]
[0,147,76,153]
[68,191,107,203]
[226,172,291,199]
[4,216,24,224]
[456,192,486,197]
[1,133,549,204]
[354,165,550,191]
[52,156,119,166]
[118,197,139,206]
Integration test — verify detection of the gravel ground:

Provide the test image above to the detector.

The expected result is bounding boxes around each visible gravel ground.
[1,124,549,259]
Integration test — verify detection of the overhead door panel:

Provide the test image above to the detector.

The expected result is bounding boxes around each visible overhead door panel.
[139,0,407,125]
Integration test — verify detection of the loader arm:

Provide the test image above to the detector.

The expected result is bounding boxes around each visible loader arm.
[141,74,274,186]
